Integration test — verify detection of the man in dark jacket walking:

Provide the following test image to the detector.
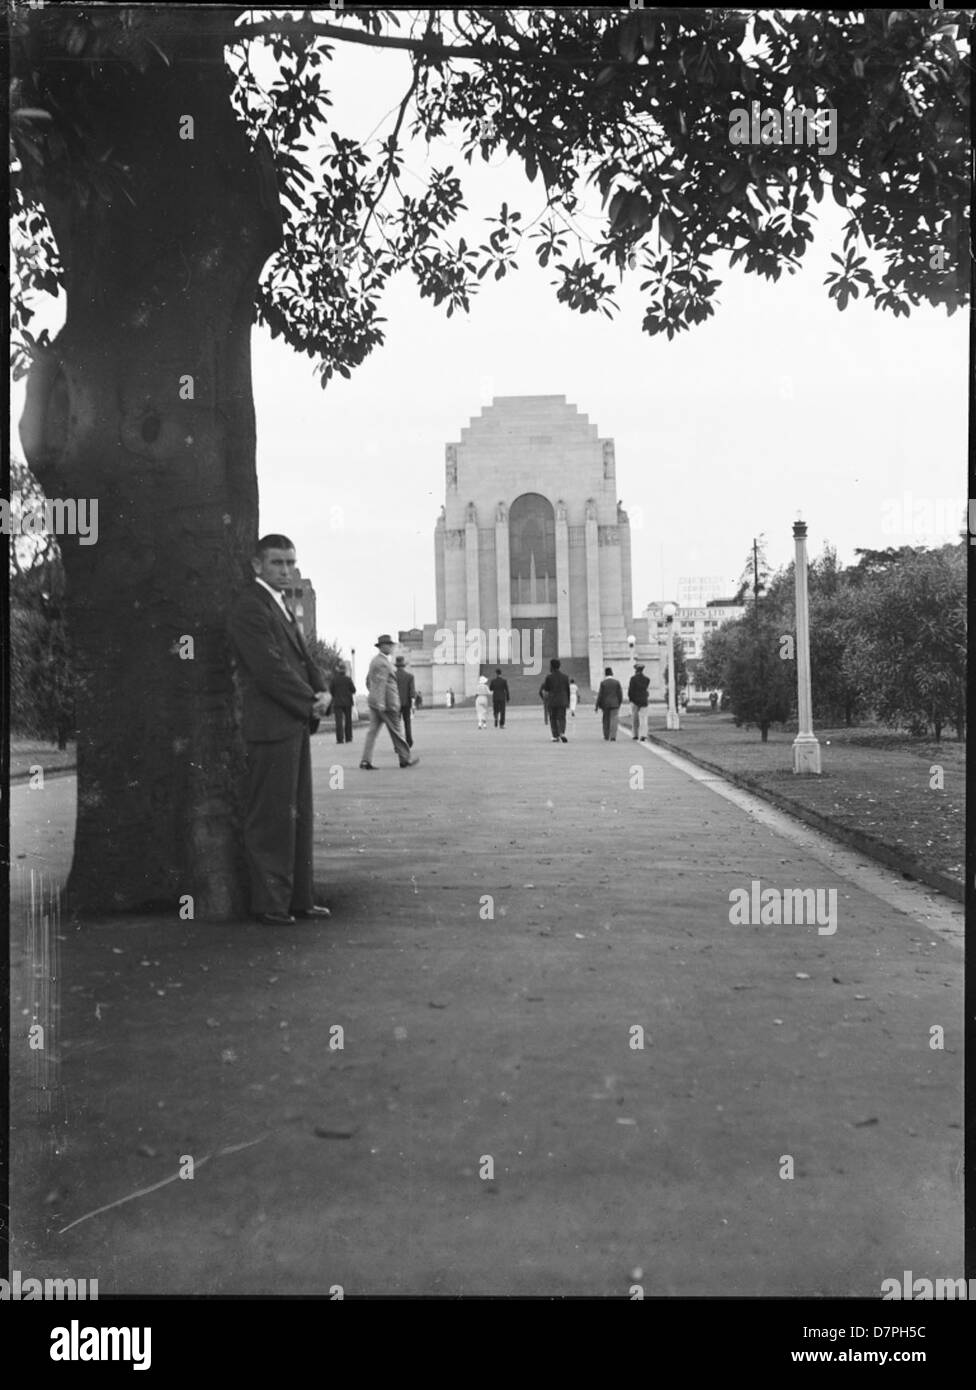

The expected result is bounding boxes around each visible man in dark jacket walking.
[595,666,624,741]
[627,663,650,742]
[394,655,417,747]
[489,667,510,727]
[329,661,356,744]
[540,659,571,742]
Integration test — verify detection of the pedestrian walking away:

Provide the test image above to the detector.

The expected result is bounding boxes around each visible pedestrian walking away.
[627,663,650,742]
[329,660,356,744]
[595,666,624,741]
[228,533,333,926]
[489,667,510,727]
[540,658,571,742]
[569,678,579,719]
[361,635,420,769]
[394,654,417,748]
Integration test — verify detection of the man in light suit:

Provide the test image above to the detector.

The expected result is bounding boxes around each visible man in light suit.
[229,534,333,927]
[360,635,420,770]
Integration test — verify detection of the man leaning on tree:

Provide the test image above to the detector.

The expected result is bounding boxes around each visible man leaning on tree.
[229,533,333,927]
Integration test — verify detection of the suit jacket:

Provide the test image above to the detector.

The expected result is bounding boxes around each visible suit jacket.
[627,673,650,707]
[229,582,326,742]
[489,676,510,703]
[367,652,401,714]
[329,672,356,707]
[540,670,571,710]
[395,668,416,710]
[596,678,624,710]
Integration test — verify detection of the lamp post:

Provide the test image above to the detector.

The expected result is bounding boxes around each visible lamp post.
[350,647,356,686]
[791,518,821,774]
[627,633,636,673]
[663,602,680,730]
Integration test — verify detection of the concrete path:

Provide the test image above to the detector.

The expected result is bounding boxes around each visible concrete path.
[9,707,963,1296]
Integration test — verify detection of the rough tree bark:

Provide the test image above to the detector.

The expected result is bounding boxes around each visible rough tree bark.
[18,11,282,919]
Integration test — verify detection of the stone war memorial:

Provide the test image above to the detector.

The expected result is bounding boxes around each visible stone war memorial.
[401,396,661,703]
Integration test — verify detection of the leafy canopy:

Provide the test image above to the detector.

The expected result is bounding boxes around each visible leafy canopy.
[10,7,970,384]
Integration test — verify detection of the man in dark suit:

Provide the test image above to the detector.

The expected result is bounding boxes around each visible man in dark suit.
[489,667,510,727]
[329,660,356,744]
[627,662,651,742]
[540,658,571,742]
[595,666,624,741]
[229,534,333,927]
[394,655,417,747]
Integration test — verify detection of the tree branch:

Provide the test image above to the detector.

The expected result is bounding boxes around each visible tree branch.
[357,57,421,251]
[230,16,608,70]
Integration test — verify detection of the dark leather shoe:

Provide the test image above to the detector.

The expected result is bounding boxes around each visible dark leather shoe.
[359,761,375,770]
[255,911,296,926]
[294,905,332,919]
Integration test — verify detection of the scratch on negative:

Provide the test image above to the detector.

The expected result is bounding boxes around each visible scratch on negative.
[57,1134,270,1235]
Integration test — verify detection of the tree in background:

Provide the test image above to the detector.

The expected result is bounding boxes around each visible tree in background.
[308,636,344,677]
[842,543,965,741]
[726,617,795,742]
[9,7,968,915]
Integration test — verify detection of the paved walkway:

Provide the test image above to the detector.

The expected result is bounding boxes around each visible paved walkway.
[9,708,962,1295]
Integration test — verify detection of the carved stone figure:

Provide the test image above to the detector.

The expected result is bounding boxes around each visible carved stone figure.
[602,440,615,479]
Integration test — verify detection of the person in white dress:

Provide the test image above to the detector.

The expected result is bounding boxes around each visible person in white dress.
[475,675,490,728]
[569,679,579,718]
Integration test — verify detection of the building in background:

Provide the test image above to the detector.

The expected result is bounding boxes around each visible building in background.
[281,566,317,642]
[404,396,661,703]
[644,586,746,695]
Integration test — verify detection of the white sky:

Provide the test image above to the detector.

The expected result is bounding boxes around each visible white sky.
[12,24,968,674]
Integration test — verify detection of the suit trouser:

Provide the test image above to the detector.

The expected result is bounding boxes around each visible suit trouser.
[244,727,315,915]
[402,706,413,746]
[493,700,506,727]
[334,706,353,742]
[550,707,567,738]
[363,706,412,764]
[602,707,619,740]
[630,704,649,739]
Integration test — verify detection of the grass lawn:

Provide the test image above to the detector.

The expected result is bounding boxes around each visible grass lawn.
[642,712,964,895]
[10,739,77,780]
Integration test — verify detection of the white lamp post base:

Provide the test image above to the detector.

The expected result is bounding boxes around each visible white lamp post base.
[792,733,822,775]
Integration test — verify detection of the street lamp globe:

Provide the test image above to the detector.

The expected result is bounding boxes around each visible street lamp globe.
[662,601,677,621]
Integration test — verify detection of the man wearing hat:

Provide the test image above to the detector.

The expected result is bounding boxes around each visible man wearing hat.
[627,662,651,742]
[394,655,417,748]
[361,635,419,769]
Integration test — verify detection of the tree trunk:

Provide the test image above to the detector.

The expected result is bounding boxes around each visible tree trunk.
[18,14,282,919]
[760,722,769,743]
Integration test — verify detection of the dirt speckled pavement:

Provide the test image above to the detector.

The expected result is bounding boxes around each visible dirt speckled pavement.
[10,707,962,1296]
